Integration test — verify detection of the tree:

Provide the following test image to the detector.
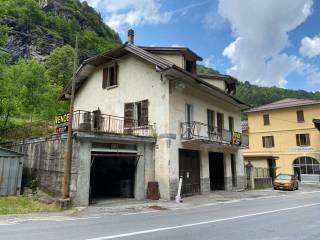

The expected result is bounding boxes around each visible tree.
[45,45,75,86]
[0,53,21,132]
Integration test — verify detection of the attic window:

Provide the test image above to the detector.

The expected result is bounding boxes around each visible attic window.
[185,60,196,74]
[102,63,118,89]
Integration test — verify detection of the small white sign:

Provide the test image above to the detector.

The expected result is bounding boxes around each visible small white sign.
[288,146,315,152]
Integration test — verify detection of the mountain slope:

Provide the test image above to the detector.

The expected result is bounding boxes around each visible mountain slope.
[0,0,121,62]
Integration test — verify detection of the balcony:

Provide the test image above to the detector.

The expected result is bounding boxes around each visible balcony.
[72,110,154,138]
[181,121,249,147]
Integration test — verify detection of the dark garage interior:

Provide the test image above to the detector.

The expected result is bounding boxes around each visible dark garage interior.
[90,153,137,202]
[209,152,225,190]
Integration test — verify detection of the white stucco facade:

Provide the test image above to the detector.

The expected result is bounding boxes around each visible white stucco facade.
[73,51,246,200]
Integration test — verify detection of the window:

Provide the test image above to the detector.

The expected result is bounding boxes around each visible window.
[217,112,224,135]
[102,63,118,89]
[263,114,270,125]
[207,109,215,130]
[297,110,304,122]
[124,100,148,128]
[296,133,310,146]
[293,157,320,175]
[185,103,193,124]
[228,116,234,132]
[262,136,274,148]
[185,60,196,74]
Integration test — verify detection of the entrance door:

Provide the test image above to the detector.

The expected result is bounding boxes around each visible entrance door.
[209,152,225,190]
[268,159,276,180]
[179,149,200,196]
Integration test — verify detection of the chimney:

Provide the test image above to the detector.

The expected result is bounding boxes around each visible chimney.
[128,29,134,44]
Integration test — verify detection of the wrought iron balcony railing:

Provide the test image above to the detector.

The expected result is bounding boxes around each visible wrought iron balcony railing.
[181,121,249,147]
[72,110,154,137]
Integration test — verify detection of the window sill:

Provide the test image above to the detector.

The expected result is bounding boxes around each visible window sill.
[106,85,118,90]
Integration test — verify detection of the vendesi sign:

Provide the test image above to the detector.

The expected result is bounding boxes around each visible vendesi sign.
[55,113,70,134]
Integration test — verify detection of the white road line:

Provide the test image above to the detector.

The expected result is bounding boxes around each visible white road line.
[86,202,320,240]
[122,210,159,216]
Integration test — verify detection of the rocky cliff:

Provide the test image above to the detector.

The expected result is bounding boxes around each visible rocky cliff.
[1,0,121,62]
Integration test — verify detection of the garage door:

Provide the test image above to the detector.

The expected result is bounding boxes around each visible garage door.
[179,149,200,196]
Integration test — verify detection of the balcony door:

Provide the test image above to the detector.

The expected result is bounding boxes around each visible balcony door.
[185,103,193,138]
[217,112,224,135]
[207,109,215,139]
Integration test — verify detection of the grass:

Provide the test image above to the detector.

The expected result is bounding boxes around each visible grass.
[0,196,60,215]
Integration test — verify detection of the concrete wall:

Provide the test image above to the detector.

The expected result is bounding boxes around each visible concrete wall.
[153,53,185,68]
[200,78,226,91]
[9,135,80,199]
[7,134,155,206]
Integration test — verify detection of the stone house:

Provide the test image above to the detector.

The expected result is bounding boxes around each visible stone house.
[11,30,249,206]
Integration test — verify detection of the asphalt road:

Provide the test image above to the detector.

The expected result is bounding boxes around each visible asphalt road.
[1,190,320,240]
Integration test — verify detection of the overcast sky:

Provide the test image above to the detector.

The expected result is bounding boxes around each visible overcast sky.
[82,0,320,92]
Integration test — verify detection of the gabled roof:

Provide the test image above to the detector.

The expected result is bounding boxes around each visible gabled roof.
[59,43,249,110]
[197,73,237,84]
[245,98,320,113]
[139,46,203,61]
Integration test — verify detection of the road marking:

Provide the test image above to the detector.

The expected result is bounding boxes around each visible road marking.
[122,210,159,216]
[86,202,320,240]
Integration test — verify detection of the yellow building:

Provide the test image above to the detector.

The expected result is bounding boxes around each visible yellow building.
[244,98,320,182]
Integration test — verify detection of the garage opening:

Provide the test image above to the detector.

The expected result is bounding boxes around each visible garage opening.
[209,152,225,190]
[179,149,200,196]
[90,152,138,202]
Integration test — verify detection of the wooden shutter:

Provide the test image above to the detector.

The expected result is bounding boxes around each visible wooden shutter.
[124,103,134,128]
[262,136,266,148]
[102,68,108,89]
[141,100,149,126]
[271,136,274,147]
[297,111,304,122]
[296,134,300,146]
[263,114,269,125]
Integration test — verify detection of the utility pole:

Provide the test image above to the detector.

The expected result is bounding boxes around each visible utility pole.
[62,36,78,204]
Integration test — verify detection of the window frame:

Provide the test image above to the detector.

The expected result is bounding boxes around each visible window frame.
[296,110,304,123]
[262,136,274,148]
[296,133,310,146]
[102,62,119,90]
[263,114,270,126]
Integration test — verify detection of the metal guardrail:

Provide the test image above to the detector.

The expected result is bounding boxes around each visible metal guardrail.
[72,110,154,137]
[181,121,249,147]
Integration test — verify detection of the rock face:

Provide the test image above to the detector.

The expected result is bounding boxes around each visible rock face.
[4,1,65,62]
[6,29,64,63]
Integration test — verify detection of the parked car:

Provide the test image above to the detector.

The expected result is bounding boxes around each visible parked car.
[273,174,299,191]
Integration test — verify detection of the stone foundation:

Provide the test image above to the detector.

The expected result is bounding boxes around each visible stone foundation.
[200,177,210,193]
[169,178,179,200]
